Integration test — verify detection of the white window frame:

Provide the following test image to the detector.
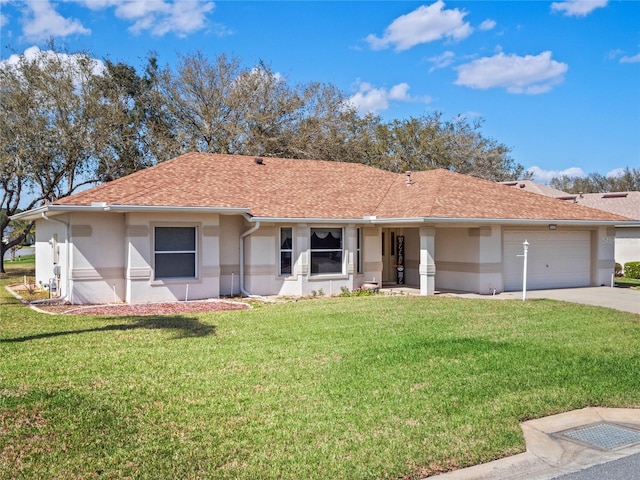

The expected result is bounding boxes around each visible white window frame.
[310,227,344,276]
[279,227,293,277]
[153,226,198,280]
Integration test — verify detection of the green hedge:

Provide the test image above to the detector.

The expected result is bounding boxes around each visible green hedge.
[624,261,640,279]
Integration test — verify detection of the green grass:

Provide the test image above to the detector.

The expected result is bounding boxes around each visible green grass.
[1,263,639,480]
[2,253,35,267]
[615,277,640,288]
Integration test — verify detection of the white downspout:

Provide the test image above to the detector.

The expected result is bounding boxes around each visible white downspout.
[41,212,71,302]
[240,220,260,297]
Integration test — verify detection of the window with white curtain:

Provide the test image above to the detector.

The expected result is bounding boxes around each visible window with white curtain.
[310,228,343,274]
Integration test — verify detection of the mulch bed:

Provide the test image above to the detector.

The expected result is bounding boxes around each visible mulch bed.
[6,284,250,315]
[62,301,250,316]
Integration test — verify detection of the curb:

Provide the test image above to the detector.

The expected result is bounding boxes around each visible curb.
[427,407,640,480]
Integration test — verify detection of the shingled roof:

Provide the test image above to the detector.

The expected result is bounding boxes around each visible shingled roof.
[564,192,640,220]
[47,153,629,222]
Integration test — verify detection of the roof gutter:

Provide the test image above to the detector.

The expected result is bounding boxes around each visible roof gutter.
[245,215,630,227]
[239,221,261,298]
[11,204,250,221]
[246,216,365,224]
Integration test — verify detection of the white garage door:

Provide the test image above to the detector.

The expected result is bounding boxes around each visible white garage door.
[503,230,591,291]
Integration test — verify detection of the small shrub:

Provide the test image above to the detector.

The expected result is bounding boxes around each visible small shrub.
[624,261,640,280]
[615,262,623,277]
[338,286,378,297]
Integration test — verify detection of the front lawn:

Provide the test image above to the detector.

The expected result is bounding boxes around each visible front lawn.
[1,267,639,480]
[615,277,640,288]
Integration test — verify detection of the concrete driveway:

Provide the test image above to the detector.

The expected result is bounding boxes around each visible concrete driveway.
[451,286,640,314]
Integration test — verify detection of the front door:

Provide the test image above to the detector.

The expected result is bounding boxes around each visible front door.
[382,228,399,284]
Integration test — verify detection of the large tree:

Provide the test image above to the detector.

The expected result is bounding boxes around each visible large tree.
[2,47,527,272]
[154,51,523,180]
[91,55,176,181]
[0,47,168,273]
[0,47,104,272]
[154,52,366,161]
[357,113,525,181]
[550,168,640,193]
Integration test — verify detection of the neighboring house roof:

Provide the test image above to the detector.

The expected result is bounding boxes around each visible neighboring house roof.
[17,153,631,223]
[500,180,569,198]
[501,179,639,221]
[564,191,640,220]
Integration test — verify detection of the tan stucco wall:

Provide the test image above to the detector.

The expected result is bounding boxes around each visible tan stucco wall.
[219,215,243,296]
[243,223,368,297]
[34,215,69,295]
[124,212,222,303]
[435,226,503,294]
[68,212,126,304]
[615,227,640,271]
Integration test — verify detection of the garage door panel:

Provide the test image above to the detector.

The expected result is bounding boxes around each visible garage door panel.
[503,231,590,291]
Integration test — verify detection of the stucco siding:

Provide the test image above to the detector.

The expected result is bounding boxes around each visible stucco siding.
[68,212,126,304]
[34,216,68,294]
[124,212,222,303]
[615,227,640,271]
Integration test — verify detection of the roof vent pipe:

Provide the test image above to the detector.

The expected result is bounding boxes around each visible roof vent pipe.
[405,171,412,185]
[254,157,264,165]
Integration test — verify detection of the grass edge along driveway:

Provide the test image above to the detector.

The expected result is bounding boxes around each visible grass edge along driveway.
[1,269,639,479]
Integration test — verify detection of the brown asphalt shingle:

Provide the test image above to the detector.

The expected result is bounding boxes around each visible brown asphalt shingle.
[54,153,630,222]
[571,192,640,220]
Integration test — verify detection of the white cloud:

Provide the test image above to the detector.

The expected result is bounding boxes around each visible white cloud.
[607,49,640,64]
[21,0,90,42]
[366,1,472,52]
[1,46,106,80]
[527,166,586,183]
[455,51,568,94]
[620,53,640,64]
[606,168,625,178]
[479,19,496,31]
[348,82,391,114]
[389,83,412,101]
[347,81,427,115]
[427,50,455,72]
[78,0,215,37]
[550,0,608,17]
[607,49,624,60]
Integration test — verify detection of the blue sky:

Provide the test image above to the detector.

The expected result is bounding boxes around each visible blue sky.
[1,0,638,183]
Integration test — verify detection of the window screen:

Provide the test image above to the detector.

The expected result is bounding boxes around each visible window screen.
[154,227,196,279]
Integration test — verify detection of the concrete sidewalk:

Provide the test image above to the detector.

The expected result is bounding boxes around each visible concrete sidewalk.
[428,407,640,480]
[450,286,640,314]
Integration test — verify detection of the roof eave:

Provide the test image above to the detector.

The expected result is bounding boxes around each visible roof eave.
[247,216,629,226]
[10,204,251,221]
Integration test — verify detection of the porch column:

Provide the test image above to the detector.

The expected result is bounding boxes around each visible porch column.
[419,227,436,295]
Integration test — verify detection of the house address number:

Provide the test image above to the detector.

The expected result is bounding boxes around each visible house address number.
[602,236,614,244]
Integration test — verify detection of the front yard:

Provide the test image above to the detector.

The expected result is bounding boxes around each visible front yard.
[1,263,639,479]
